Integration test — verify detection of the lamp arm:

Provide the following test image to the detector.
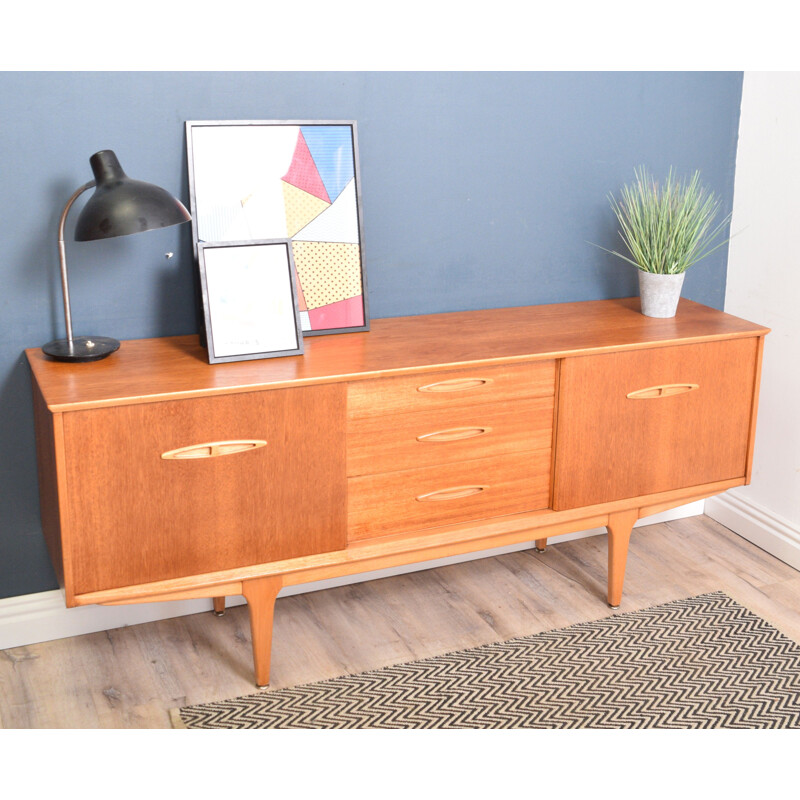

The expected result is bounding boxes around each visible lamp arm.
[57,180,95,344]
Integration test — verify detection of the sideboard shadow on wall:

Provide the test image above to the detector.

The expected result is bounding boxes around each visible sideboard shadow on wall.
[27,298,768,687]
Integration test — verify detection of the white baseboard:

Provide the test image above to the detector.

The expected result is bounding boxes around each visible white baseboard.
[0,501,704,651]
[705,492,800,572]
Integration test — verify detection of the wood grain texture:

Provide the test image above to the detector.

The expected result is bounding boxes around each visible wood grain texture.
[548,358,562,509]
[31,381,66,591]
[23,298,769,691]
[347,396,554,476]
[348,451,552,540]
[26,298,769,413]
[347,362,555,419]
[606,509,638,607]
[745,335,766,483]
[61,384,347,596]
[102,583,244,605]
[71,477,746,607]
[243,575,283,687]
[553,337,760,510]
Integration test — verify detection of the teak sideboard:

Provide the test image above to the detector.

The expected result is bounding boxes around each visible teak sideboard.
[27,298,769,687]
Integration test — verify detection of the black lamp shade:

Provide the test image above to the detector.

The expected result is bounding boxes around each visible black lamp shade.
[74,150,191,241]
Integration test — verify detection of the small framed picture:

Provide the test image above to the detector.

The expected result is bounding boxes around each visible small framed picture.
[197,240,304,364]
[186,120,369,336]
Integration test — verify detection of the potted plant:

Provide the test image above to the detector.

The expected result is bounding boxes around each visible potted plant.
[599,166,732,318]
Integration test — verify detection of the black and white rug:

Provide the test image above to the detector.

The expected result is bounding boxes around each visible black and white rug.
[172,591,800,729]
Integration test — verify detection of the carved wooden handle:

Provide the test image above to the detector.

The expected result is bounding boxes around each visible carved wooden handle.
[161,439,267,460]
[627,383,699,399]
[416,426,492,443]
[417,377,493,393]
[416,485,488,502]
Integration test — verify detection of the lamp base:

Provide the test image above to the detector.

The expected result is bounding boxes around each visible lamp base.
[42,336,120,362]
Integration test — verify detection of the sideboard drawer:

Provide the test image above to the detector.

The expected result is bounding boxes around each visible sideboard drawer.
[348,452,552,540]
[347,396,554,476]
[61,385,347,594]
[347,361,555,419]
[553,338,760,509]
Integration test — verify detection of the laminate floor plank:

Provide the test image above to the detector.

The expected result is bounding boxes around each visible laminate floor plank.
[276,582,417,683]
[269,595,356,688]
[436,552,598,640]
[680,516,800,584]
[324,569,494,665]
[1,514,798,728]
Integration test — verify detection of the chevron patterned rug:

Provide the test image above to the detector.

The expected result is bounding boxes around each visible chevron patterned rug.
[171,592,800,729]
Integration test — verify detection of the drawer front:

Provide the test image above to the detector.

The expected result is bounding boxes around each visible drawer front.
[553,338,759,509]
[348,452,552,540]
[347,361,555,419]
[62,385,347,594]
[347,396,554,476]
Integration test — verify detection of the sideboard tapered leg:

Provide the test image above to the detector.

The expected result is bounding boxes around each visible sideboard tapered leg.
[243,575,283,688]
[534,538,548,552]
[212,596,226,616]
[606,509,638,608]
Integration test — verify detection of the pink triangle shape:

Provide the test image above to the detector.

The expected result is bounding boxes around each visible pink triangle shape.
[308,295,364,330]
[282,131,330,204]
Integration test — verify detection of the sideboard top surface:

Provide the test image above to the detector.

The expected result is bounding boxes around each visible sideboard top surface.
[27,297,769,412]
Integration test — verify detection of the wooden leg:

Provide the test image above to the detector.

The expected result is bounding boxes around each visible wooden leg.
[212,596,226,616]
[534,538,548,553]
[606,509,638,608]
[242,575,283,688]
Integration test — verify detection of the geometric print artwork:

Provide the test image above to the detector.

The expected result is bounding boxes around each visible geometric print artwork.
[300,124,355,204]
[294,178,360,243]
[172,592,800,729]
[307,295,365,331]
[282,182,331,239]
[282,128,331,204]
[186,121,368,336]
[292,242,363,309]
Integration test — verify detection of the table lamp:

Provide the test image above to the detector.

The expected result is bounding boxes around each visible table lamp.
[42,149,191,362]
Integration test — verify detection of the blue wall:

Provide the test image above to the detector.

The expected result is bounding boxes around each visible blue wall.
[0,71,743,599]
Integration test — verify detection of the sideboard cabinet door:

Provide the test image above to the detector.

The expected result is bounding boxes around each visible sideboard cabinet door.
[61,385,346,595]
[552,338,759,510]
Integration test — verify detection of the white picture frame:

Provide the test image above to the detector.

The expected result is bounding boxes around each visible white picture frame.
[197,240,304,364]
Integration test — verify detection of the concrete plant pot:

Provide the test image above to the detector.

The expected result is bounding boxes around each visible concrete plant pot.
[638,271,685,318]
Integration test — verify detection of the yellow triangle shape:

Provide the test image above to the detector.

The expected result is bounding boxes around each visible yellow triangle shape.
[282,182,330,238]
[292,241,362,310]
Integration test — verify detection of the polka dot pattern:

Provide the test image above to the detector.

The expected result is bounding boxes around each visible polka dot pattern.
[291,242,362,310]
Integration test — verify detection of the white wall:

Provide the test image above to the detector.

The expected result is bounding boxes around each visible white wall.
[705,71,800,569]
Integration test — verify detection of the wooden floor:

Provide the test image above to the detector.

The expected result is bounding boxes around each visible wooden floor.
[2,514,799,728]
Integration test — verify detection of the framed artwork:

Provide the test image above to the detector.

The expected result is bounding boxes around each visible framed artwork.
[186,120,369,336]
[197,240,304,364]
